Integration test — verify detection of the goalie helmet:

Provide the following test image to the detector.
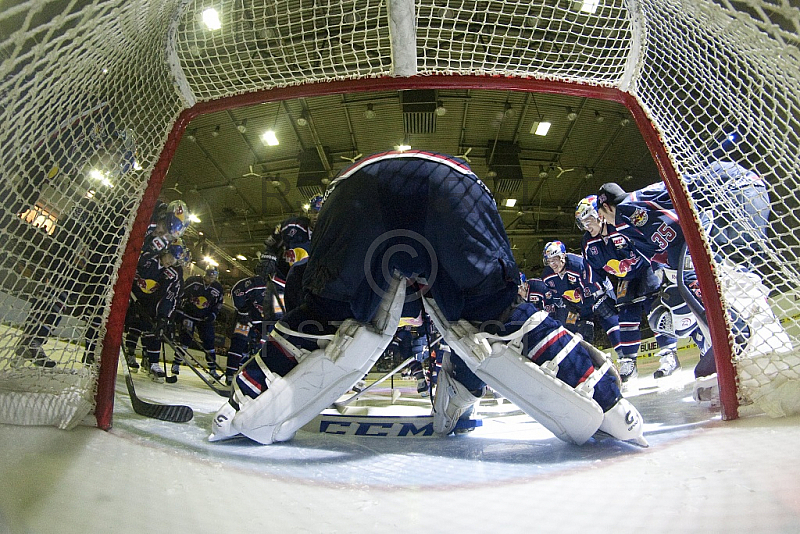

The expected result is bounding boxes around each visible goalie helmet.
[162,240,187,268]
[165,200,190,238]
[575,195,599,231]
[543,241,566,263]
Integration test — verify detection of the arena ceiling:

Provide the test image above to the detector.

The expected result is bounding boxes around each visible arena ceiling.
[162,88,662,286]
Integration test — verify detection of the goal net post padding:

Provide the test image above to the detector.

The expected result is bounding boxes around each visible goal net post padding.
[1,0,798,430]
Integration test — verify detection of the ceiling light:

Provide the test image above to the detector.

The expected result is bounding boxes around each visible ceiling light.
[619,116,630,127]
[364,103,376,119]
[503,102,515,119]
[531,119,551,136]
[189,213,201,223]
[202,8,222,30]
[296,113,308,127]
[585,169,595,180]
[204,256,219,266]
[504,198,517,207]
[237,119,247,133]
[487,170,498,179]
[594,111,604,123]
[435,101,447,117]
[261,130,279,146]
[396,136,411,152]
[624,174,633,182]
[211,125,220,137]
[538,165,549,179]
[566,107,578,121]
[186,129,196,142]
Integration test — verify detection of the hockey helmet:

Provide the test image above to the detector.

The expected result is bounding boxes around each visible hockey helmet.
[575,195,600,231]
[308,194,324,212]
[204,266,219,281]
[543,241,567,263]
[518,271,527,284]
[165,200,190,238]
[162,240,187,268]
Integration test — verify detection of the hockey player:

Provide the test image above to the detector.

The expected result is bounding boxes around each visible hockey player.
[527,276,556,316]
[174,266,224,378]
[123,242,185,381]
[576,195,675,382]
[541,241,624,358]
[141,199,190,256]
[596,182,718,379]
[210,150,646,447]
[225,269,267,385]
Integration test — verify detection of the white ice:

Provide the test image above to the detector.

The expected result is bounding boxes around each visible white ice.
[1,359,800,534]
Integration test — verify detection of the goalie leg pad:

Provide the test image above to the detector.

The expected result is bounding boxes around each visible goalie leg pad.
[475,342,604,445]
[433,352,481,435]
[230,275,407,444]
[424,298,604,445]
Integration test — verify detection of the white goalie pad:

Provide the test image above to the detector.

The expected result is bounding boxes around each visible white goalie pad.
[230,275,407,444]
[424,299,604,445]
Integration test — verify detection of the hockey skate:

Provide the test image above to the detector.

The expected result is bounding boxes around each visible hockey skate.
[692,373,719,404]
[653,348,680,378]
[617,357,637,383]
[171,362,181,375]
[209,401,239,442]
[125,352,140,373]
[15,343,56,368]
[433,352,482,435]
[149,363,166,383]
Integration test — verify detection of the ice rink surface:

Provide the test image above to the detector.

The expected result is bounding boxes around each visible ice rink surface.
[2,353,800,534]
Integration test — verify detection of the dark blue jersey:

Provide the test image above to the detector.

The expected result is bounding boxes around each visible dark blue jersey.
[527,277,557,315]
[542,253,598,317]
[231,276,267,322]
[131,252,182,319]
[180,275,224,321]
[612,182,686,269]
[581,224,650,281]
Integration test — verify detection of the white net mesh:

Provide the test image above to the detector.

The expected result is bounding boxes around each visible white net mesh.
[1,0,798,428]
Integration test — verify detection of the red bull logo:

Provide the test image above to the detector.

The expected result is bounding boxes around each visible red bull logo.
[563,289,582,303]
[604,258,638,277]
[193,296,210,309]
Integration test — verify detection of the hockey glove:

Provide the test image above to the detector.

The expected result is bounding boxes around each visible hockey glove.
[258,251,278,277]
[154,316,174,341]
[592,294,617,319]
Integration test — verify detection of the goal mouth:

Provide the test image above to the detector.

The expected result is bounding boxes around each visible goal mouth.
[1,0,798,432]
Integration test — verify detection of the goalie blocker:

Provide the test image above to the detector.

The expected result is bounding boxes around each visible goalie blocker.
[426,298,647,446]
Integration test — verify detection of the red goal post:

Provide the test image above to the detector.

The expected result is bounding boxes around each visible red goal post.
[1,0,798,431]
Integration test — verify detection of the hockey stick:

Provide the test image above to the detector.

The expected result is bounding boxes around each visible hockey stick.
[119,345,193,423]
[333,356,416,411]
[161,334,231,397]
[161,343,178,384]
[183,329,227,386]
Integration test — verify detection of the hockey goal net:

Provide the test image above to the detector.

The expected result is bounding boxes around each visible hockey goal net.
[0,0,798,430]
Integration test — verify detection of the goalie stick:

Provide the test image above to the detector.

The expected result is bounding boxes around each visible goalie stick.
[333,356,416,411]
[119,345,193,423]
[161,335,231,397]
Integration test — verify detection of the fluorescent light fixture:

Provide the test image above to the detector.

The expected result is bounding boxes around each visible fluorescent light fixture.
[504,198,517,207]
[302,203,310,211]
[236,254,247,261]
[261,130,279,146]
[189,213,201,223]
[531,120,552,136]
[89,169,104,181]
[203,256,219,267]
[581,0,600,14]
[202,8,222,30]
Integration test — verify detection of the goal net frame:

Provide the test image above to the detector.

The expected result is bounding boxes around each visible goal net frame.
[1,0,798,431]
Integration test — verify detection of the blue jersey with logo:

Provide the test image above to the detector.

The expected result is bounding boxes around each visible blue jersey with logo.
[181,275,224,321]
